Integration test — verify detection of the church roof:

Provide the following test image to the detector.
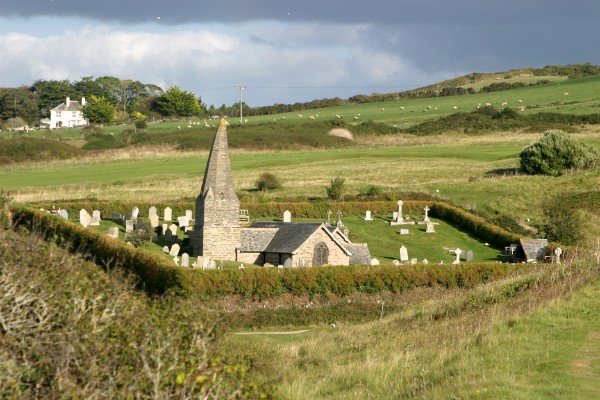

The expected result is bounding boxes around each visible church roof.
[252,222,322,253]
[346,243,372,265]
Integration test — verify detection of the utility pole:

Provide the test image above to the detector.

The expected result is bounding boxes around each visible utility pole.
[234,85,246,124]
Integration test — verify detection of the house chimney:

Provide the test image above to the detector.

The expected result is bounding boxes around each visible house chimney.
[81,97,86,106]
[66,97,70,106]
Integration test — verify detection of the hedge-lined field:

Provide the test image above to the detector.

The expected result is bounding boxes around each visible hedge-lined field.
[12,205,530,300]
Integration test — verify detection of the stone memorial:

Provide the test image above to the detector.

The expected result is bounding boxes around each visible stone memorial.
[125,220,134,233]
[169,243,180,256]
[132,206,139,219]
[554,247,563,264]
[161,223,168,235]
[169,224,178,236]
[422,259,429,264]
[390,200,404,225]
[466,250,474,262]
[400,229,409,235]
[423,206,431,223]
[148,206,157,219]
[164,207,172,222]
[426,222,435,233]
[107,226,119,238]
[185,209,193,219]
[370,258,380,265]
[112,213,122,221]
[58,209,68,220]
[79,209,91,227]
[453,248,462,265]
[150,214,159,228]
[410,258,418,265]
[326,210,333,225]
[399,245,409,261]
[364,210,373,221]
[162,245,169,253]
[177,216,189,228]
[283,210,292,223]
[173,255,179,265]
[181,253,190,267]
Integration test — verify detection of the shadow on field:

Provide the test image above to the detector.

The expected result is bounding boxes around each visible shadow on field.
[485,167,521,178]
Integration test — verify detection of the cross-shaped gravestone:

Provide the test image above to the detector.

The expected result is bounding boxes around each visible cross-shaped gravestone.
[337,210,343,224]
[326,210,332,225]
[423,206,430,222]
[453,248,462,264]
[397,200,404,223]
[172,255,179,265]
[554,247,563,264]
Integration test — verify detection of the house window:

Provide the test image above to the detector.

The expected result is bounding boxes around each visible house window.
[312,242,329,266]
[56,111,61,117]
[72,112,77,117]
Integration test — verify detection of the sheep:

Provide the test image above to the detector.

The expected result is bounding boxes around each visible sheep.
[485,102,491,106]
[452,106,458,110]
[353,116,359,120]
[177,126,181,130]
[564,92,569,95]
[335,114,342,119]
[297,114,302,118]
[309,116,315,120]
[501,102,508,107]
[400,106,405,110]
[517,99,523,103]
[187,124,192,128]
[381,107,385,111]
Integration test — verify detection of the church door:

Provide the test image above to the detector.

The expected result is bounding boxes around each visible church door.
[312,242,329,266]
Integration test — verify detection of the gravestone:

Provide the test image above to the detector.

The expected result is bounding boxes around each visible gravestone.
[161,224,168,235]
[92,210,101,220]
[124,213,132,222]
[135,218,145,229]
[112,213,122,221]
[79,209,91,227]
[422,259,429,264]
[164,207,172,222]
[150,214,159,228]
[466,250,474,262]
[169,243,180,256]
[148,206,157,219]
[392,211,398,221]
[107,226,119,238]
[181,253,190,267]
[89,214,100,226]
[370,258,380,265]
[283,210,292,223]
[364,210,373,221]
[400,229,409,235]
[172,256,179,265]
[453,248,462,265]
[185,209,193,219]
[202,256,211,270]
[326,210,333,225]
[426,222,435,233]
[58,209,69,220]
[209,259,217,269]
[125,220,134,233]
[554,247,563,264]
[336,210,343,227]
[177,216,189,228]
[392,259,401,266]
[423,206,431,223]
[399,245,409,261]
[410,258,418,265]
[132,206,139,219]
[390,200,404,225]
[169,224,178,236]
[162,245,169,253]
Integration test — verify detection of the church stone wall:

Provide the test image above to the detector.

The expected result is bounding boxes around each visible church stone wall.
[294,228,349,266]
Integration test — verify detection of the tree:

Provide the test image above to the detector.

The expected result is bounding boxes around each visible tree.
[520,129,599,176]
[0,87,39,125]
[541,197,584,245]
[81,96,116,124]
[153,86,203,117]
[30,79,79,117]
[326,176,346,201]
[255,172,282,191]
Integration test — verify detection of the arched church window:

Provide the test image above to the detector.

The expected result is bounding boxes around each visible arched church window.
[312,242,329,266]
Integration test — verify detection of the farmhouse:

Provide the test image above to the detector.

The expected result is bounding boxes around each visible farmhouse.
[190,119,372,266]
[49,97,89,129]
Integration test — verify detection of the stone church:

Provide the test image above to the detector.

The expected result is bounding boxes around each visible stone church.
[190,119,372,266]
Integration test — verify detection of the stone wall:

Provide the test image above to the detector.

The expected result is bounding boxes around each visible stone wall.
[236,251,263,265]
[294,228,349,266]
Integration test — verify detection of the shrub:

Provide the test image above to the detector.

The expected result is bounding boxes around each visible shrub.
[541,197,584,245]
[255,172,282,191]
[134,119,147,129]
[326,176,346,201]
[519,129,599,176]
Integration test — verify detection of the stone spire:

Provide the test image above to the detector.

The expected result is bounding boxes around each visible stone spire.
[190,119,240,259]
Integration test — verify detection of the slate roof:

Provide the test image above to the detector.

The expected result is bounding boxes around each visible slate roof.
[519,238,548,261]
[346,243,372,265]
[251,222,322,253]
[239,227,278,252]
[51,99,83,112]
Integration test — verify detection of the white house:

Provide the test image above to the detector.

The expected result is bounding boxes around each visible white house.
[49,97,88,129]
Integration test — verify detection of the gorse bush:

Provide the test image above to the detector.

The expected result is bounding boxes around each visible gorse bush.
[326,177,346,201]
[255,172,282,191]
[519,129,599,176]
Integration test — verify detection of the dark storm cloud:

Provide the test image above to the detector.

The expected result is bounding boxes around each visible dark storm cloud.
[4,0,598,27]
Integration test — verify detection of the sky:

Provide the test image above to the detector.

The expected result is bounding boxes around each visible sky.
[0,0,598,107]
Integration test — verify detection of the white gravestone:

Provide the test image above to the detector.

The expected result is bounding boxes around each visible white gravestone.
[150,215,159,228]
[453,248,462,265]
[399,245,409,262]
[125,220,134,233]
[161,223,168,235]
[364,210,373,221]
[148,206,157,219]
[172,256,179,265]
[177,216,189,228]
[169,224,178,236]
[58,209,69,220]
[370,258,380,265]
[400,229,409,235]
[181,253,190,267]
[423,206,431,223]
[390,200,405,225]
[132,206,139,219]
[283,210,292,223]
[90,210,101,226]
[79,209,91,227]
[169,243,180,256]
[164,207,172,222]
[185,209,193,219]
[466,250,474,262]
[426,222,435,233]
[554,247,562,264]
[422,259,429,264]
[410,258,418,265]
[162,246,169,253]
[107,226,119,238]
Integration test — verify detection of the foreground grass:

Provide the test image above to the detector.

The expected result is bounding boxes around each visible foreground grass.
[222,258,600,399]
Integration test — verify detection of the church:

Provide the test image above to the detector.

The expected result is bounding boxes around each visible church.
[190,119,372,266]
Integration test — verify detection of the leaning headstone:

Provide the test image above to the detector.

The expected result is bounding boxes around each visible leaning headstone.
[370,258,380,265]
[426,222,435,233]
[202,257,211,270]
[164,207,172,222]
[185,209,193,219]
[399,245,409,261]
[125,220,134,233]
[132,206,139,219]
[400,229,409,235]
[169,243,180,256]
[466,250,474,262]
[58,209,69,220]
[283,210,292,223]
[364,210,373,221]
[181,253,190,267]
[150,214,159,228]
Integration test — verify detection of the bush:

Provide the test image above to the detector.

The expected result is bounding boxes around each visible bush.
[326,176,346,201]
[134,119,147,129]
[255,172,282,191]
[519,129,599,176]
[541,197,584,245]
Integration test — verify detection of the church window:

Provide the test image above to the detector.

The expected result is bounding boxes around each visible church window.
[312,242,329,266]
